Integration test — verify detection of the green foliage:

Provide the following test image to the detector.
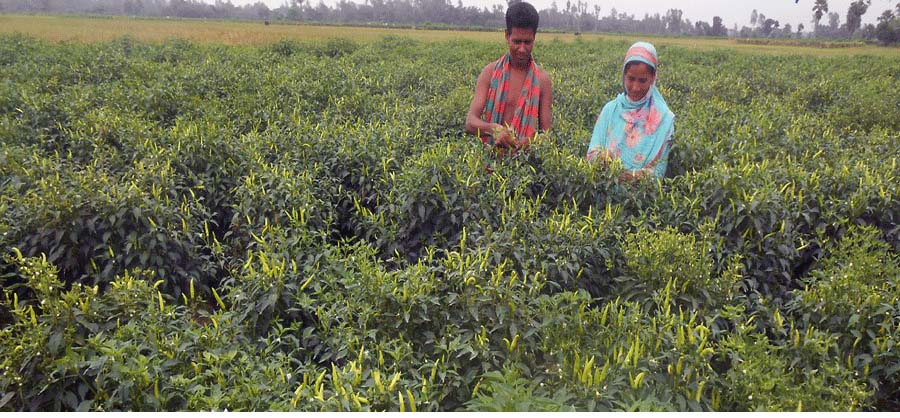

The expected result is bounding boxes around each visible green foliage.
[0,34,897,411]
[717,322,871,411]
[0,150,218,296]
[0,252,303,411]
[620,223,740,311]
[790,225,900,408]
[466,367,576,411]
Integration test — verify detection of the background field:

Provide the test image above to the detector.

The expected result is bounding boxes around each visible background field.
[0,16,898,412]
[1,13,898,56]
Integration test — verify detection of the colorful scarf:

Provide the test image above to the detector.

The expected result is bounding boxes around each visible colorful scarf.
[587,42,675,178]
[481,53,542,145]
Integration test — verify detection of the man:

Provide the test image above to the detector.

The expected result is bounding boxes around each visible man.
[465,1,553,153]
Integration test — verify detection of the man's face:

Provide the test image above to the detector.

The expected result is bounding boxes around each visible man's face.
[505,27,535,67]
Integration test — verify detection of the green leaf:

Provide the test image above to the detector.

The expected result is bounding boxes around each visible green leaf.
[0,392,15,409]
[76,399,93,412]
[48,331,63,356]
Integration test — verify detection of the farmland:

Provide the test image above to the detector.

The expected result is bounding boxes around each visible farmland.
[0,19,899,411]
[2,14,898,56]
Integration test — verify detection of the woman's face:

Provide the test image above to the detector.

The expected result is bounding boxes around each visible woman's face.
[624,62,656,101]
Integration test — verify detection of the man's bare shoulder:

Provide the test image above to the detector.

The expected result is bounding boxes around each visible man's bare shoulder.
[533,63,552,86]
[478,61,496,77]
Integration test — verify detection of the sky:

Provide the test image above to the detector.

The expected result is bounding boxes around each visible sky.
[231,0,895,28]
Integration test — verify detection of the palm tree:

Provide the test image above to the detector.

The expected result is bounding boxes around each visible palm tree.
[846,0,872,37]
[812,0,829,32]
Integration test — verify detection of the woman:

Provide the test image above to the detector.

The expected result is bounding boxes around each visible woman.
[586,41,675,180]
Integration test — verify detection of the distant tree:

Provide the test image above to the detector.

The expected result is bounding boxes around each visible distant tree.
[761,18,780,36]
[142,0,165,16]
[694,20,711,35]
[875,8,900,44]
[573,0,589,33]
[286,0,301,20]
[812,0,828,31]
[35,0,51,13]
[783,23,792,37]
[859,22,876,39]
[750,9,758,26]
[124,0,144,15]
[846,0,871,36]
[797,23,805,37]
[249,1,270,20]
[711,16,726,36]
[167,0,211,18]
[665,8,683,34]
[828,11,840,29]
[212,0,238,19]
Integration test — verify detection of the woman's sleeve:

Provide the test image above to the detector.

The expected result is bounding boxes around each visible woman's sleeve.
[586,108,609,162]
[652,124,675,178]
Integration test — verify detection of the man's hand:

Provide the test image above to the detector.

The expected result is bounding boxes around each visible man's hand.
[515,135,530,152]
[491,125,518,149]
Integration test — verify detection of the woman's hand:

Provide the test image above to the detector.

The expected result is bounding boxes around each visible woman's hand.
[617,170,638,182]
[617,167,652,182]
[586,148,615,164]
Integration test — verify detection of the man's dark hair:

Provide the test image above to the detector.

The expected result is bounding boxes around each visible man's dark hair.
[506,2,539,35]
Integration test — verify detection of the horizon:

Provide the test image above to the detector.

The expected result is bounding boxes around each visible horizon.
[232,0,893,29]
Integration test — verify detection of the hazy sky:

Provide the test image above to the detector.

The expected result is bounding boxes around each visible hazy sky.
[233,0,895,28]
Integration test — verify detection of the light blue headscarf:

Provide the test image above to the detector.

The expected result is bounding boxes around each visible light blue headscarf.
[587,42,675,178]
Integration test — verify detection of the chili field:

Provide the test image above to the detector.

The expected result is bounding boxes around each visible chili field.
[0,30,898,411]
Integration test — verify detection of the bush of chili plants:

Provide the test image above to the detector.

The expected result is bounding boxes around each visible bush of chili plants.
[0,33,897,411]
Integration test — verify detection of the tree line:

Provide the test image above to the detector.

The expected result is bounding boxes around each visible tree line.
[1,0,898,43]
